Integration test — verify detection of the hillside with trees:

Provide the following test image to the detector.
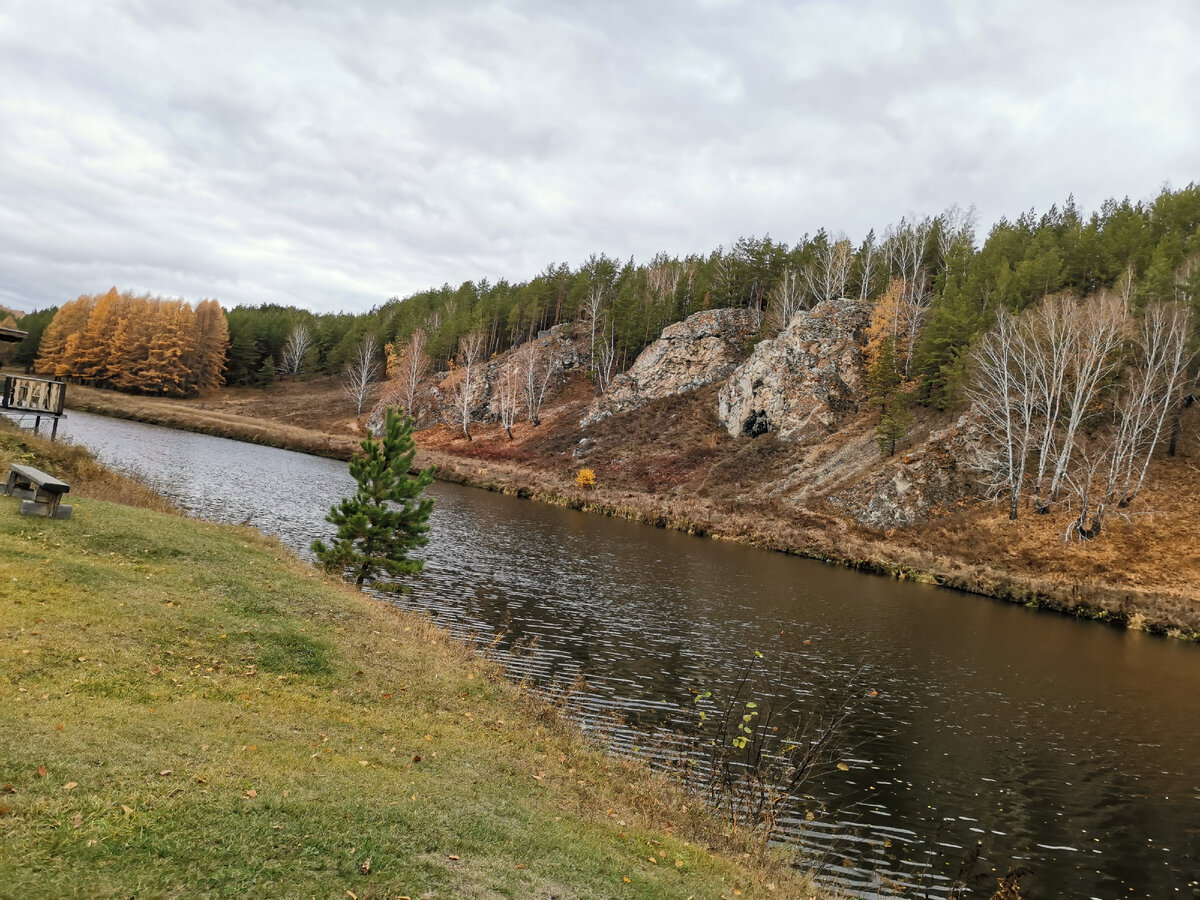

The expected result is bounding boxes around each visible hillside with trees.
[219,185,1200,417]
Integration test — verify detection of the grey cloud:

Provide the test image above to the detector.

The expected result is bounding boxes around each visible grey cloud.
[1,0,1197,314]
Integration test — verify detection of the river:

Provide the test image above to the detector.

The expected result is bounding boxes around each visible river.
[60,410,1200,899]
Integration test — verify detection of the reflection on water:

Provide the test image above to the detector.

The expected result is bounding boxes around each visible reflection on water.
[65,410,1200,898]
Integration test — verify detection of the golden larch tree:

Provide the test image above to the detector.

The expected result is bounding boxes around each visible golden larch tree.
[36,294,96,376]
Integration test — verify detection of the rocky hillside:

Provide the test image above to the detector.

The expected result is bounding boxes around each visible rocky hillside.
[401,301,1200,638]
[406,301,977,531]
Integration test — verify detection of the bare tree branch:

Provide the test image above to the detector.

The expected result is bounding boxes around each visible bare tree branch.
[342,333,380,418]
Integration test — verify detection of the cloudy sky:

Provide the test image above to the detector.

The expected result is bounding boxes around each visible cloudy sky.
[2,1,1197,314]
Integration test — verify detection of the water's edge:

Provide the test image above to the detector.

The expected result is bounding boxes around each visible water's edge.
[66,397,1200,642]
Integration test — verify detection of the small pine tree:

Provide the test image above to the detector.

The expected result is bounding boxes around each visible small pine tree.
[312,407,435,589]
[876,393,913,457]
[256,354,276,387]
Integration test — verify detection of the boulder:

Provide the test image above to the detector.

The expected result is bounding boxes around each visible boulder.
[718,299,871,443]
[581,307,760,427]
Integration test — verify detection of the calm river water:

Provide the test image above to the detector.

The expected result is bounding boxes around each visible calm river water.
[61,410,1200,899]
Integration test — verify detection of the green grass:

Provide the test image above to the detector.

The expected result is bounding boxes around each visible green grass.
[0,483,824,897]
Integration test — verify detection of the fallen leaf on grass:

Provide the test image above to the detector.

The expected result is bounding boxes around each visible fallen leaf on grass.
[1,785,13,794]
[622,877,631,883]
[122,805,134,818]
[244,789,257,799]
[359,857,371,875]
[63,782,78,791]
[411,755,421,763]
[447,854,460,861]
[159,770,172,776]
[71,814,83,827]
[0,806,11,817]
[36,765,47,778]
[345,892,357,900]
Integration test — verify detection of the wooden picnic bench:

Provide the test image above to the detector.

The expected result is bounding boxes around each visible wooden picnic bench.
[3,463,72,519]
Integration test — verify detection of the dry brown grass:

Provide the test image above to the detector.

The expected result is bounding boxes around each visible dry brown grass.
[68,383,362,458]
[0,418,175,513]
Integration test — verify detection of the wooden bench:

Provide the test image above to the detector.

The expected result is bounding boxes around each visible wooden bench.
[3,463,72,519]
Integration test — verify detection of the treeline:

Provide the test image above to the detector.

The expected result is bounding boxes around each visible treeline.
[15,184,1200,410]
[35,289,228,397]
[223,185,1200,410]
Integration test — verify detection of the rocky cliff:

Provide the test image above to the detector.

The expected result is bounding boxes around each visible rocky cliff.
[718,299,871,443]
[581,308,760,427]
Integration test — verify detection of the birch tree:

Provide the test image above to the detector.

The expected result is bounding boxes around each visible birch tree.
[280,323,312,378]
[1105,302,1192,507]
[967,308,1040,520]
[1044,292,1126,500]
[343,333,381,418]
[1026,295,1073,512]
[765,268,805,334]
[448,330,485,441]
[855,231,879,302]
[516,340,557,425]
[578,254,616,373]
[595,321,618,395]
[495,360,522,440]
[384,327,429,419]
[802,237,853,306]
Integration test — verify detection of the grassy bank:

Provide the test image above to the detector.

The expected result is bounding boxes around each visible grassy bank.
[0,430,824,898]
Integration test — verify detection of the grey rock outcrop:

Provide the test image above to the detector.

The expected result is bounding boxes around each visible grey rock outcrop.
[581,307,761,427]
[826,409,988,529]
[718,299,871,443]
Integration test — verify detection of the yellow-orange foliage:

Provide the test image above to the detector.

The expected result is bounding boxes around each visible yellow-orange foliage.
[576,468,597,490]
[35,290,229,397]
[864,278,905,371]
[864,277,927,386]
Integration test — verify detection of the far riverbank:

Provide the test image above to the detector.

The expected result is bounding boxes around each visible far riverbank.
[64,382,1200,641]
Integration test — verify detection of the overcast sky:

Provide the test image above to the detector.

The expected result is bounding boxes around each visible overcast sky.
[2,1,1197,315]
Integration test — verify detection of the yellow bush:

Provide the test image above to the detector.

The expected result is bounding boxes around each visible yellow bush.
[575,468,596,490]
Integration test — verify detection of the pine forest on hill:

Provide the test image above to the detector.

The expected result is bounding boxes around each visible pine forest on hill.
[14,184,1200,416]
